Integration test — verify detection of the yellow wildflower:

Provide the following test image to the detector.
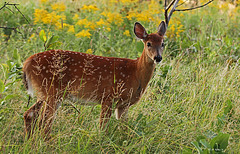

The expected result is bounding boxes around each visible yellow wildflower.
[29,33,35,39]
[73,13,79,20]
[28,33,36,42]
[110,0,118,3]
[96,19,107,26]
[177,25,184,33]
[148,0,161,15]
[219,2,229,11]
[236,0,240,5]
[106,27,111,32]
[75,29,91,38]
[86,49,93,54]
[136,11,153,22]
[170,25,175,32]
[126,11,136,20]
[81,5,99,12]
[33,9,48,24]
[76,19,88,26]
[76,19,96,30]
[120,0,138,4]
[51,2,66,12]
[123,30,130,36]
[40,0,48,3]
[127,10,154,22]
[41,11,66,25]
[55,22,69,29]
[67,25,75,33]
[102,12,123,24]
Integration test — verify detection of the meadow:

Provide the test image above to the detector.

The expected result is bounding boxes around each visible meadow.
[0,0,239,153]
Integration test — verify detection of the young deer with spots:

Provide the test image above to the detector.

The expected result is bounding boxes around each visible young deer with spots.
[24,0,212,139]
[23,21,166,138]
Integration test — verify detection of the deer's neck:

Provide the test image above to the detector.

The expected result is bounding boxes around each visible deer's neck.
[136,48,155,89]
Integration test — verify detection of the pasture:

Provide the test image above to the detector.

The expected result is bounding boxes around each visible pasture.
[0,0,239,153]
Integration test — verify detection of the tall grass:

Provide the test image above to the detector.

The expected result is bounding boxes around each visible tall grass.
[0,0,239,153]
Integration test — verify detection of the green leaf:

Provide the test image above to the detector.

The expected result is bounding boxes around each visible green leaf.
[196,135,206,142]
[0,79,5,93]
[182,147,192,154]
[136,41,144,53]
[45,35,54,49]
[191,141,203,153]
[210,133,230,151]
[200,139,211,149]
[45,35,60,50]
[0,63,9,80]
[202,149,210,154]
[51,35,59,43]
[48,31,52,38]
[13,49,21,66]
[224,100,233,115]
[4,94,18,100]
[46,41,62,50]
[39,30,47,42]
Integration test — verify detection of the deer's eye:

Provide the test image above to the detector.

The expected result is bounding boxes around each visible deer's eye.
[147,42,151,47]
[161,42,165,48]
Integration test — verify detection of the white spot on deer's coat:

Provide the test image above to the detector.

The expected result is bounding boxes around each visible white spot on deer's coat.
[26,75,34,97]
[115,108,119,120]
[28,112,34,118]
[57,102,61,109]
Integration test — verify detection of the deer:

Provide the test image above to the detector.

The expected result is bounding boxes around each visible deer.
[22,0,213,139]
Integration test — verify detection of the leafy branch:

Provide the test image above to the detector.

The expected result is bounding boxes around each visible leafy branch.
[175,0,214,12]
[0,2,30,34]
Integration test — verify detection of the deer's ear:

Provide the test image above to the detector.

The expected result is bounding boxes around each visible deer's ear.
[134,22,148,40]
[158,21,166,36]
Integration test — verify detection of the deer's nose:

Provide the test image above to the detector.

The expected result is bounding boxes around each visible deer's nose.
[154,55,162,63]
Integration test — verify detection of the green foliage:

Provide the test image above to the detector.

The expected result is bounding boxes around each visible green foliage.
[191,132,230,154]
[0,0,239,153]
[39,30,62,50]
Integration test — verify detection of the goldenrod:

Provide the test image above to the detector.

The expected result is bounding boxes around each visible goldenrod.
[51,2,66,12]
[75,29,91,38]
[123,30,130,37]
[81,5,99,12]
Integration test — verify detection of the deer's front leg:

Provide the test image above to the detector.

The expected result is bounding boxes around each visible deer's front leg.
[39,96,61,140]
[24,100,44,138]
[100,101,112,130]
[115,106,129,120]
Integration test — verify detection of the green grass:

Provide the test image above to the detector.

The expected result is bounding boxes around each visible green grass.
[0,0,239,153]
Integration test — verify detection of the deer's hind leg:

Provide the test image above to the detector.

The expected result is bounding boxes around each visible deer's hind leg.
[40,95,61,139]
[24,100,44,139]
[24,92,62,139]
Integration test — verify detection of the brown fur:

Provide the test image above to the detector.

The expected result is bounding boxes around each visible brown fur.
[23,22,166,139]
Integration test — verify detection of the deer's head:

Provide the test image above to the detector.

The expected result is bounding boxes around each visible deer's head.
[134,21,166,64]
